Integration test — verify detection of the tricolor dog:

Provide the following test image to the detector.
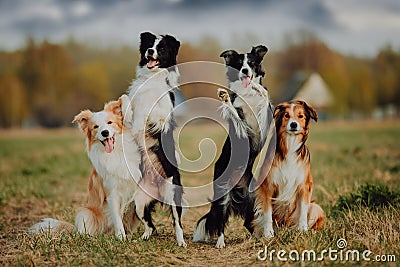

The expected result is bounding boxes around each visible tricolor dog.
[253,100,325,238]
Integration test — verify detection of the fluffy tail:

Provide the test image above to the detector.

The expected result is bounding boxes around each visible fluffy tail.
[192,215,209,242]
[75,168,112,235]
[75,206,110,235]
[28,218,76,234]
[308,202,325,230]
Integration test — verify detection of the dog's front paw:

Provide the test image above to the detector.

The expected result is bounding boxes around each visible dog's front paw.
[263,227,274,238]
[116,232,127,241]
[141,228,153,240]
[215,234,226,248]
[299,224,308,232]
[217,88,230,103]
[178,239,187,248]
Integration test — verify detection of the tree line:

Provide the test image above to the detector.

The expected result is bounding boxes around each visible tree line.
[0,36,399,128]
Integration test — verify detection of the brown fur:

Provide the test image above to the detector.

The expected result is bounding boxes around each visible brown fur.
[254,100,325,236]
[73,97,139,235]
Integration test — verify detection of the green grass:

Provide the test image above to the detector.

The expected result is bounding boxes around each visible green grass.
[0,122,399,266]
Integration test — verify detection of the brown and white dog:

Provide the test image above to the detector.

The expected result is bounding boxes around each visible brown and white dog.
[253,100,325,238]
[29,95,142,240]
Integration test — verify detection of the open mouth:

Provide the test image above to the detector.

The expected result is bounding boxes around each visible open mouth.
[240,75,253,88]
[146,56,160,69]
[101,136,115,153]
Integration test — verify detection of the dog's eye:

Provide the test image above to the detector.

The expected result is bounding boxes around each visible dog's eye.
[94,125,99,129]
[107,121,112,125]
[298,114,304,119]
[284,113,290,118]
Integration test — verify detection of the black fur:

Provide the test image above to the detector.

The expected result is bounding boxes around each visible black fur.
[195,46,270,245]
[137,32,183,237]
[220,45,268,84]
[143,200,158,233]
[139,32,180,68]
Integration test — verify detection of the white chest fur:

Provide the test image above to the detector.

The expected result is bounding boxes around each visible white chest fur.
[87,133,141,207]
[272,136,305,202]
[230,80,270,144]
[128,67,178,136]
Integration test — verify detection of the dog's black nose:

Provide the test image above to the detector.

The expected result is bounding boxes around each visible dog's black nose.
[290,122,297,129]
[147,48,154,55]
[101,130,109,137]
[241,68,248,75]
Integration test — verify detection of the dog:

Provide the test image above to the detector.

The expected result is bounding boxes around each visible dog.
[253,100,325,238]
[127,32,186,247]
[193,45,272,248]
[29,96,142,240]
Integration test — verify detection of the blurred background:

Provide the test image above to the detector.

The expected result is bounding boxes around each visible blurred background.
[0,0,400,128]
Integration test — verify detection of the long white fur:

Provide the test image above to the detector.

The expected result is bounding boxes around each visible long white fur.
[218,80,270,147]
[128,66,179,140]
[83,99,142,240]
[28,218,61,234]
[271,136,305,203]
[29,97,142,238]
[127,48,186,247]
[192,217,209,242]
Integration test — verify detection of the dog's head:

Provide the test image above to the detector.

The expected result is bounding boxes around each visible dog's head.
[274,100,318,142]
[220,45,268,88]
[73,96,130,153]
[139,32,180,70]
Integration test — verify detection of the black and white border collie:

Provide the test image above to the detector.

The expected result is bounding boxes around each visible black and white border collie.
[193,46,272,248]
[127,32,186,247]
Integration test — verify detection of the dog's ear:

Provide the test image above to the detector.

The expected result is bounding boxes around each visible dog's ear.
[163,35,181,55]
[72,110,92,133]
[220,50,239,65]
[105,98,123,117]
[140,32,156,55]
[273,103,287,119]
[251,45,268,63]
[294,99,318,122]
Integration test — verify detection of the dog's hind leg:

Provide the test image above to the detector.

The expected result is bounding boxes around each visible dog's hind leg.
[192,192,230,248]
[143,201,157,234]
[164,180,186,247]
[123,202,141,235]
[243,204,255,234]
[134,189,156,240]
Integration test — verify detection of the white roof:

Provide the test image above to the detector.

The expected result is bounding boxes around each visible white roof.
[295,72,334,107]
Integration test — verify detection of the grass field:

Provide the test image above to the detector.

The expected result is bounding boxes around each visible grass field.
[0,121,399,266]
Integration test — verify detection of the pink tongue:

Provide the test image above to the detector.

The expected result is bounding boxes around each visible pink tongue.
[104,138,114,153]
[147,60,159,68]
[242,77,251,88]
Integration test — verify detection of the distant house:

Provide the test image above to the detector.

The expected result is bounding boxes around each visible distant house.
[276,72,334,119]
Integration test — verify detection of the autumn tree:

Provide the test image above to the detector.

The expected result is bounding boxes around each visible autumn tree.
[373,46,400,107]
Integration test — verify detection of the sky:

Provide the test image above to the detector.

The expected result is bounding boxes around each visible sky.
[1,0,400,56]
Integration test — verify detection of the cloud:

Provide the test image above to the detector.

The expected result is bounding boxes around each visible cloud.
[0,0,399,56]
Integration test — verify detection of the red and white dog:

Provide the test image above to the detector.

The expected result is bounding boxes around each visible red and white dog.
[30,95,142,240]
[253,100,325,237]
